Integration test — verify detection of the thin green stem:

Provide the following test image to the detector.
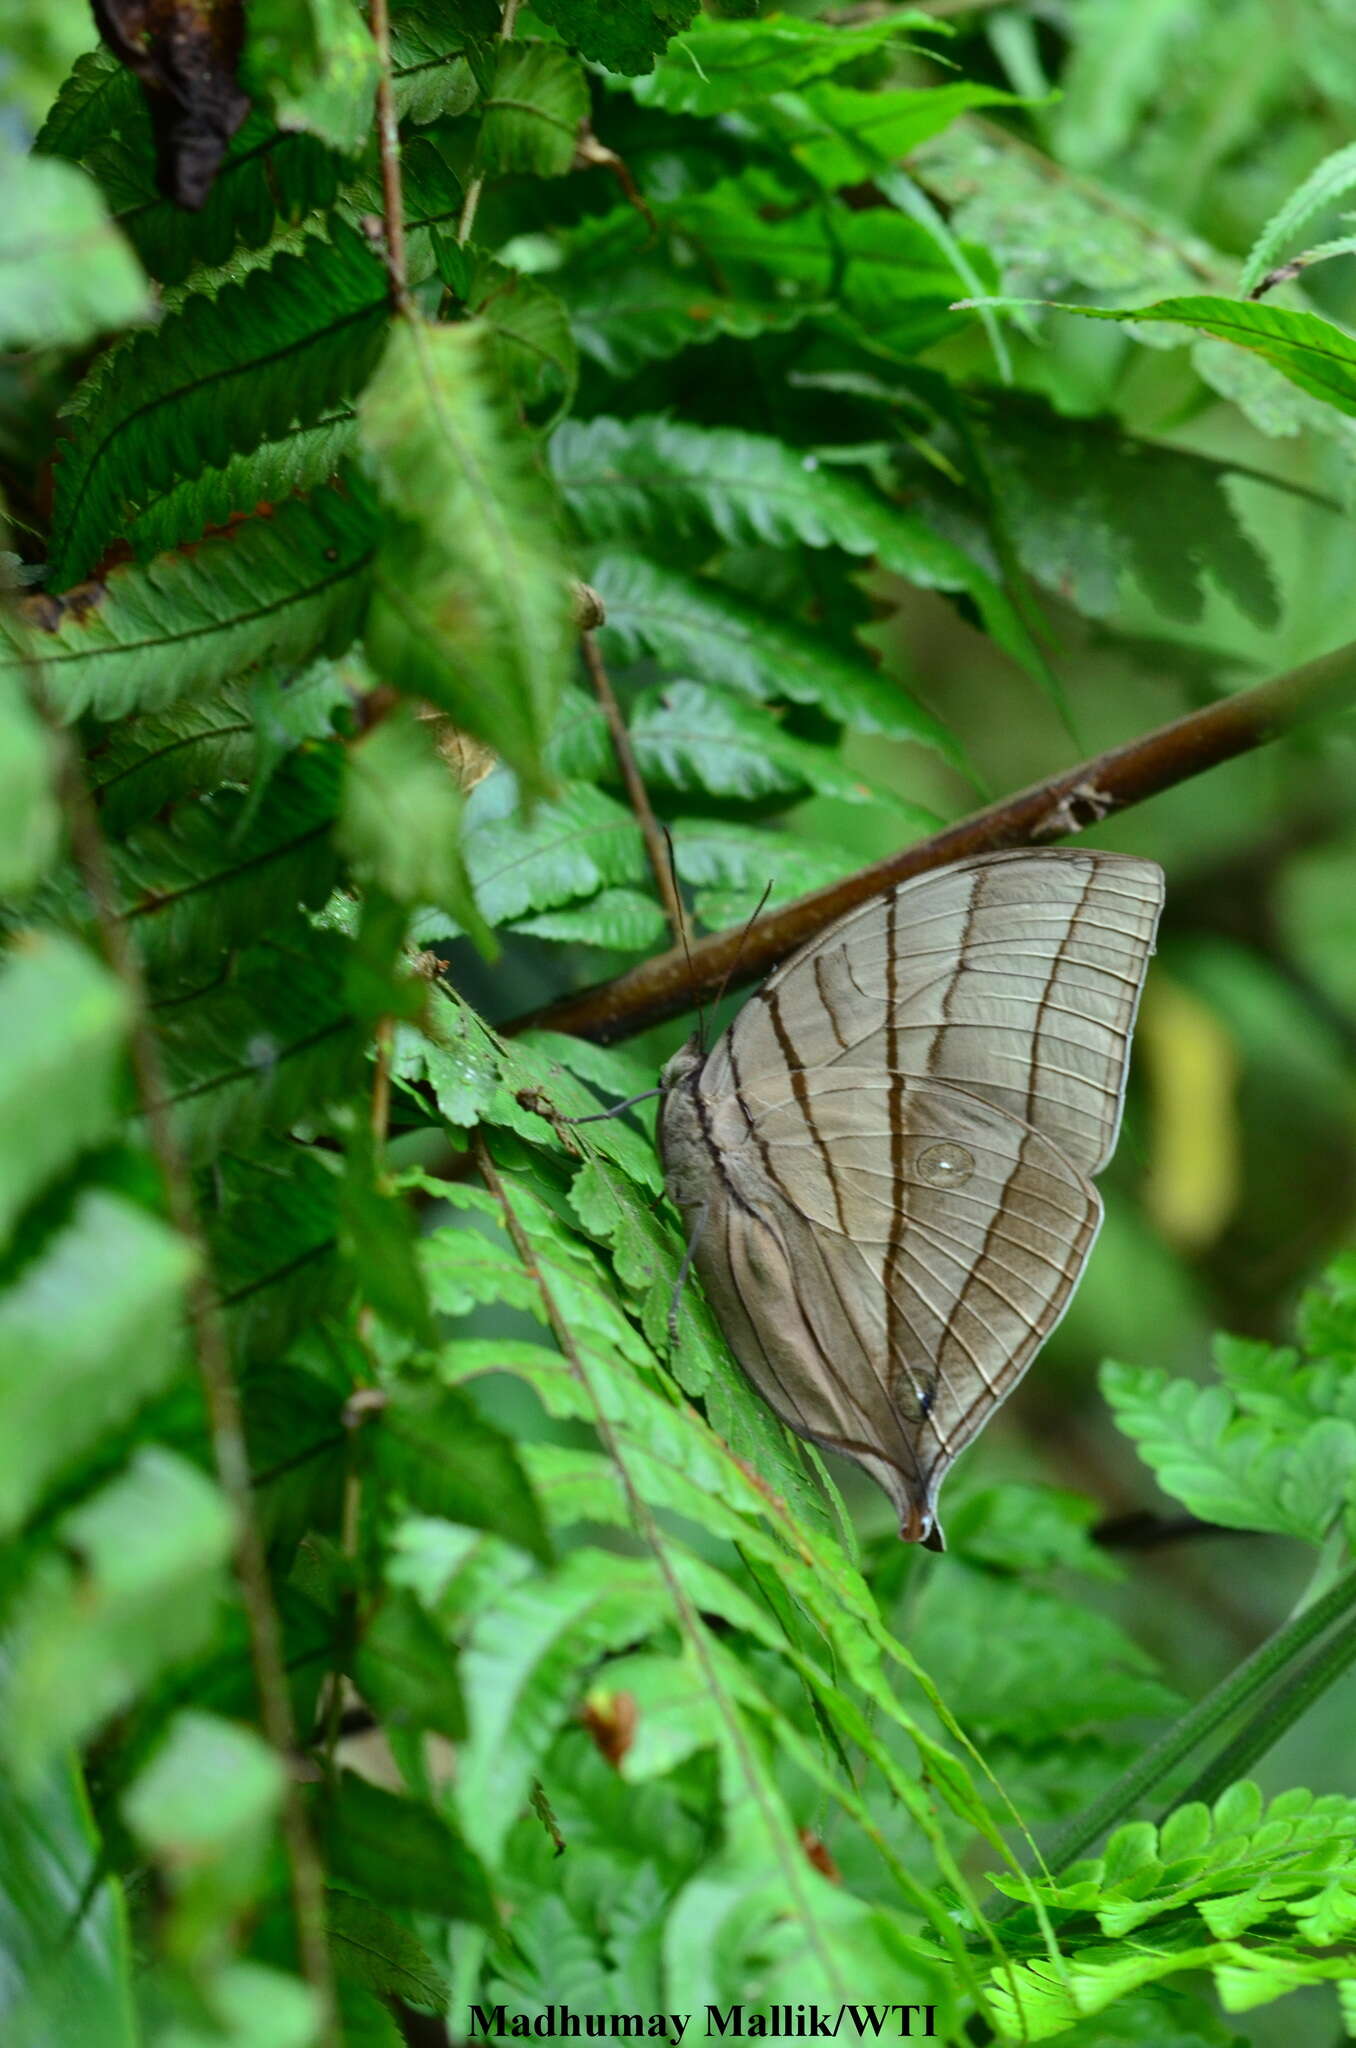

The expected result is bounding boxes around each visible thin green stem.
[1167,1607,1356,1814]
[1025,1562,1356,1885]
[456,0,523,246]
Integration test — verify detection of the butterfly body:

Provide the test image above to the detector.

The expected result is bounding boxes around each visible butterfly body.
[659,848,1165,1546]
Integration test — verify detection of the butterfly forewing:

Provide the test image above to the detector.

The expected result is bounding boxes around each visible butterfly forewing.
[660,847,1164,1545]
[704,848,1163,1176]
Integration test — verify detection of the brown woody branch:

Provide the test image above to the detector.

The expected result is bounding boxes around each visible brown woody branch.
[508,636,1356,1046]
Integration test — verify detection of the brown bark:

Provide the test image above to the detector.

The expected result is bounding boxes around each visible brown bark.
[507,637,1356,1046]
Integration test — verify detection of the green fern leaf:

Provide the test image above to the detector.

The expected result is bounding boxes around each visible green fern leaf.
[587,550,960,758]
[553,416,1042,681]
[6,487,375,723]
[513,887,669,952]
[476,42,589,179]
[911,1563,1180,1742]
[108,746,342,975]
[154,933,363,1164]
[1240,142,1356,296]
[1102,1360,1356,1544]
[629,11,937,117]
[89,662,349,836]
[86,114,346,288]
[553,206,819,379]
[210,1143,342,1365]
[127,410,358,561]
[34,48,141,161]
[466,781,645,926]
[624,679,939,814]
[529,0,697,76]
[49,220,390,586]
[668,817,856,928]
[453,1547,674,1862]
[360,316,574,791]
[391,0,498,123]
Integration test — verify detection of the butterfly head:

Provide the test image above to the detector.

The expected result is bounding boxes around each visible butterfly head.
[659,1036,704,1096]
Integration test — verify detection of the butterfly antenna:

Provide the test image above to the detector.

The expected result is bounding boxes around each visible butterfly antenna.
[709,878,773,1022]
[662,825,707,1054]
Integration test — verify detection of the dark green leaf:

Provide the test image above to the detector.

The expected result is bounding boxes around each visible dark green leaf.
[325,1772,494,1923]
[107,746,342,974]
[49,222,390,585]
[588,550,959,757]
[327,1889,449,2009]
[552,416,1039,679]
[529,0,697,76]
[5,487,376,724]
[370,1384,552,1563]
[477,43,588,179]
[154,933,364,1163]
[351,1590,467,1740]
[211,1143,343,1365]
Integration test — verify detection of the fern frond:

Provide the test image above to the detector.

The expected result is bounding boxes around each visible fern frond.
[49,220,390,586]
[6,487,375,722]
[587,549,961,759]
[554,416,1038,683]
[154,933,362,1164]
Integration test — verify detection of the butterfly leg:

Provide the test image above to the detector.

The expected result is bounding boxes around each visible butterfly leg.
[667,1196,712,1347]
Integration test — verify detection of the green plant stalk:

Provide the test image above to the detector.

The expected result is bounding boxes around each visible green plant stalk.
[1027,1560,1356,1882]
[1167,1605,1356,1813]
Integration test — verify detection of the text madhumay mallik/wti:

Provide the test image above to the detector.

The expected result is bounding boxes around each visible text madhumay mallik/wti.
[469,2007,939,2039]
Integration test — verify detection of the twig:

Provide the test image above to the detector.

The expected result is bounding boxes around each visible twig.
[57,746,338,2039]
[456,0,522,247]
[581,631,689,950]
[507,636,1356,1045]
[370,0,410,312]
